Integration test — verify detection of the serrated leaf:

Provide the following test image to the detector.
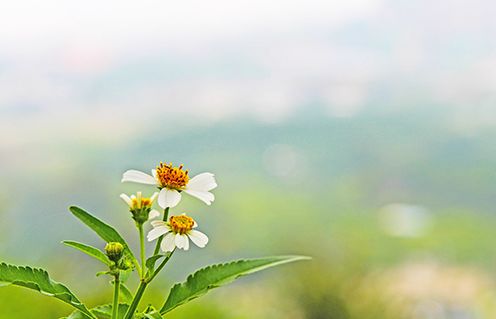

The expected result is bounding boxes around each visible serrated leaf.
[69,206,137,267]
[63,241,111,266]
[160,255,310,314]
[66,304,129,319]
[0,263,96,319]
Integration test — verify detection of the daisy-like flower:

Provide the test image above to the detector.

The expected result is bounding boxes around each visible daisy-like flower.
[121,162,217,209]
[120,191,160,224]
[147,214,209,252]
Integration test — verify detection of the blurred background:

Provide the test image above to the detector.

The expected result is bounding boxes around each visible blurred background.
[1,0,496,318]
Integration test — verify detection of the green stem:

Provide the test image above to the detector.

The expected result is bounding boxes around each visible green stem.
[132,257,142,278]
[148,250,175,282]
[153,207,169,256]
[123,281,148,319]
[138,224,146,279]
[123,208,171,319]
[111,274,120,319]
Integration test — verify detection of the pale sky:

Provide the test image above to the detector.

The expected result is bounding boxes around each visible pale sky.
[0,0,381,53]
[1,0,496,143]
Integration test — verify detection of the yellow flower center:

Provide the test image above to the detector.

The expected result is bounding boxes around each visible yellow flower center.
[131,197,152,210]
[156,162,189,190]
[169,215,195,234]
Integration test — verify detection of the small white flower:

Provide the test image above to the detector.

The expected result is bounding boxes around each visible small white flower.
[147,214,209,252]
[121,162,217,209]
[120,191,160,222]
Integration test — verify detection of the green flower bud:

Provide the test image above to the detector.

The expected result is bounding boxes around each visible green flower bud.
[105,242,124,262]
[120,192,159,225]
[118,256,134,271]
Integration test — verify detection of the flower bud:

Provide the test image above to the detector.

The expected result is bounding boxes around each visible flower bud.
[120,192,159,225]
[105,242,124,262]
[118,257,134,271]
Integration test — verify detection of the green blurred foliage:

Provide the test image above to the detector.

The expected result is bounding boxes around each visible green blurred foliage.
[1,112,496,318]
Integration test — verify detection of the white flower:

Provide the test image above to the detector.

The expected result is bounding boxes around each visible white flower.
[147,214,209,252]
[120,191,160,222]
[121,162,217,209]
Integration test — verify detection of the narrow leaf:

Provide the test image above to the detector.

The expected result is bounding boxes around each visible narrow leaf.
[145,254,165,273]
[63,241,111,266]
[96,271,110,277]
[119,283,133,303]
[0,263,96,319]
[69,206,137,266]
[160,255,310,314]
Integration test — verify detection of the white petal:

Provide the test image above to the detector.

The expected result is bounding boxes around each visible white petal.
[175,233,186,249]
[188,230,209,248]
[158,188,181,208]
[119,194,132,207]
[182,234,190,250]
[151,169,157,179]
[148,209,160,220]
[150,220,166,228]
[161,233,176,252]
[150,192,159,203]
[183,189,215,205]
[187,172,217,192]
[147,227,169,242]
[121,170,157,185]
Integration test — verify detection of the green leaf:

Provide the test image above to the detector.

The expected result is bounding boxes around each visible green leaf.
[66,304,129,319]
[69,206,137,267]
[0,263,96,319]
[141,306,163,319]
[65,310,91,319]
[119,283,133,304]
[64,311,88,319]
[63,241,111,266]
[120,268,134,283]
[96,271,111,277]
[145,254,165,273]
[92,304,129,319]
[142,312,163,319]
[160,255,310,314]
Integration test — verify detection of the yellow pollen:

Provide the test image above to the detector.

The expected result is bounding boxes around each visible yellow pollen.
[169,215,195,234]
[156,162,189,190]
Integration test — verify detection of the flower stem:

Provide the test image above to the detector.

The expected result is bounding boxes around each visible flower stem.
[111,274,120,319]
[122,250,174,319]
[123,209,174,319]
[138,224,146,279]
[148,250,175,282]
[153,207,169,256]
[123,280,147,319]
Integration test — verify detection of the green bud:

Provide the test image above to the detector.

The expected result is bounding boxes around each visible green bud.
[105,242,124,262]
[132,207,151,225]
[118,256,134,271]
